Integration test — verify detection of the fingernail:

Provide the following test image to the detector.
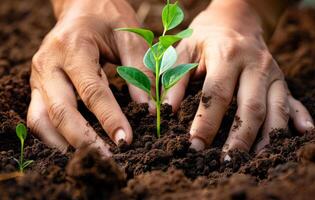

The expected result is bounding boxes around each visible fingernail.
[114,128,126,144]
[306,121,315,130]
[224,154,231,162]
[190,137,205,151]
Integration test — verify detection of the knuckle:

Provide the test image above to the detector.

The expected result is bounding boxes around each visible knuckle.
[231,135,251,152]
[50,28,95,51]
[207,39,241,61]
[42,30,72,51]
[256,68,270,81]
[27,115,41,136]
[48,103,67,129]
[257,51,276,76]
[32,52,46,74]
[29,75,38,89]
[49,33,70,47]
[72,31,95,46]
[191,117,217,144]
[207,80,232,106]
[99,109,115,127]
[80,80,107,110]
[246,50,279,82]
[67,30,95,48]
[273,98,290,121]
[222,40,240,61]
[243,99,266,121]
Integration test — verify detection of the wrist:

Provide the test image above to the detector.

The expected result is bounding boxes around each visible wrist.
[204,0,263,38]
[205,0,288,40]
[242,0,289,39]
[51,0,76,20]
[51,0,115,21]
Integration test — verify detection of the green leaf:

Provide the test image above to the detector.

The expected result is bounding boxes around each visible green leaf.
[159,28,193,49]
[117,66,151,94]
[143,44,159,73]
[13,158,20,164]
[162,2,184,31]
[115,28,154,46]
[162,63,198,90]
[159,35,180,49]
[177,28,193,38]
[22,160,34,169]
[16,123,27,142]
[160,46,177,75]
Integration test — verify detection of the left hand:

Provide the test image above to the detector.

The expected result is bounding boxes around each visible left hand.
[27,0,154,155]
[163,0,314,154]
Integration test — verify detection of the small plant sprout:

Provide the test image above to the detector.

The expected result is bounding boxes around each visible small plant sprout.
[14,123,33,172]
[116,0,198,137]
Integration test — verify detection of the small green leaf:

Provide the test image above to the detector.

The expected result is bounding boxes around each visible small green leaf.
[159,28,193,49]
[159,35,180,49]
[16,123,27,142]
[160,46,177,75]
[162,63,198,90]
[143,44,160,73]
[177,28,193,38]
[13,158,20,164]
[162,2,184,31]
[117,66,151,94]
[115,28,154,46]
[22,160,34,169]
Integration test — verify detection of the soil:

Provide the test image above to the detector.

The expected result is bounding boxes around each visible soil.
[0,0,315,199]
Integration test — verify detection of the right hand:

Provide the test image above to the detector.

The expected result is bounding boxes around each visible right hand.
[163,1,314,153]
[27,0,153,156]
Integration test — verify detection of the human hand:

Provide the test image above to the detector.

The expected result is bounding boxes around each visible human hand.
[163,0,314,154]
[27,0,153,156]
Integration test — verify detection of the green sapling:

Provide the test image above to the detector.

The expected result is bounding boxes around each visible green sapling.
[116,0,198,137]
[14,123,33,172]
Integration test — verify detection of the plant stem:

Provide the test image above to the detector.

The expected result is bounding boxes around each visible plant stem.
[162,29,167,36]
[154,27,167,138]
[155,59,161,138]
[19,140,24,172]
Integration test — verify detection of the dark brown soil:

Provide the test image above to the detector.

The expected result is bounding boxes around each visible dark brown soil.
[1,0,315,199]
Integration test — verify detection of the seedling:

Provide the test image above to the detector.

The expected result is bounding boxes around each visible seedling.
[14,123,33,172]
[116,0,197,137]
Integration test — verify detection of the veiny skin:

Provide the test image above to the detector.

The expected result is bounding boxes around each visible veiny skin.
[27,0,154,156]
[27,0,314,157]
[162,0,314,153]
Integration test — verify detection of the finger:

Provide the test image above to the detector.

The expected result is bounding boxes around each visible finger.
[289,96,314,133]
[254,80,290,153]
[39,68,112,157]
[190,58,240,151]
[64,44,133,145]
[115,30,156,112]
[162,41,193,112]
[224,61,278,153]
[27,88,69,153]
